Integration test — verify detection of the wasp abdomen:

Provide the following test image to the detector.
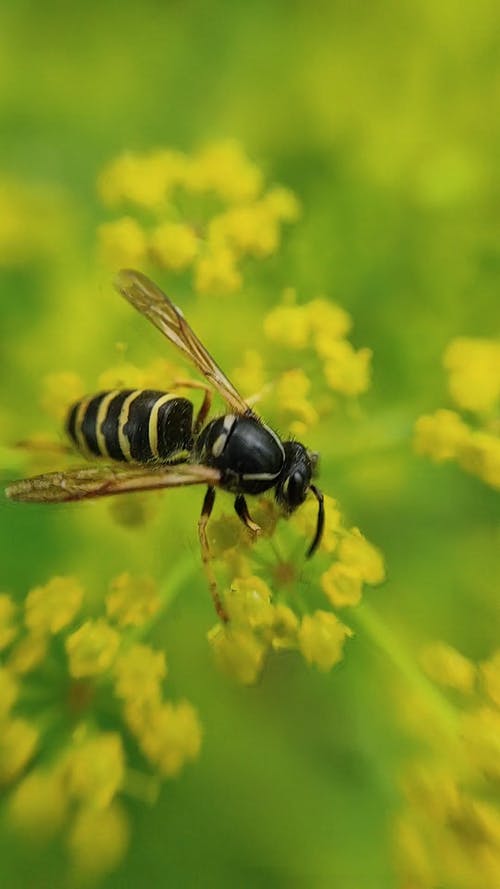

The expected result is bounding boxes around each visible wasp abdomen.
[66,390,193,463]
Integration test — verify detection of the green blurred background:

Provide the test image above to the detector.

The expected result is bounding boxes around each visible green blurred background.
[1,2,499,887]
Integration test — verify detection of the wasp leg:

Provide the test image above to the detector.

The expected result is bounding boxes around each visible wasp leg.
[172,379,212,435]
[234,494,262,539]
[198,486,228,623]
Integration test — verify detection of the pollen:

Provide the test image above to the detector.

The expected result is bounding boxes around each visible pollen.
[106,572,162,628]
[150,221,198,271]
[298,611,353,672]
[97,216,147,268]
[65,619,120,678]
[25,575,84,636]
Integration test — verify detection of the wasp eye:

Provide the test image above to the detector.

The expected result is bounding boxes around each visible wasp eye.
[286,471,307,508]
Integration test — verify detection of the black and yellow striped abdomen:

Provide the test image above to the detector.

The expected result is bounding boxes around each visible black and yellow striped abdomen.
[66,390,194,463]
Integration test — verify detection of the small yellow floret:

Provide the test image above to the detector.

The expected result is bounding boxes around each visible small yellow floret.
[40,372,85,422]
[323,341,372,396]
[194,244,242,294]
[338,528,385,585]
[136,700,202,777]
[25,575,84,636]
[264,301,310,349]
[458,430,500,490]
[414,409,470,462]
[98,217,147,267]
[321,562,363,607]
[271,604,300,651]
[232,349,266,400]
[0,717,39,785]
[208,624,266,685]
[419,642,476,694]
[298,611,353,671]
[0,593,17,651]
[226,576,275,630]
[65,619,120,678]
[114,643,167,703]
[187,140,263,203]
[64,733,125,808]
[68,802,130,877]
[292,493,341,555]
[8,633,47,675]
[460,707,500,782]
[0,667,18,718]
[98,149,187,208]
[261,186,301,222]
[150,221,198,270]
[481,650,500,708]
[209,203,279,258]
[308,299,352,351]
[8,769,67,841]
[444,337,500,414]
[106,572,161,628]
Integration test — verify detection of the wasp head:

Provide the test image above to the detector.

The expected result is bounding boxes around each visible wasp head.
[275,441,324,557]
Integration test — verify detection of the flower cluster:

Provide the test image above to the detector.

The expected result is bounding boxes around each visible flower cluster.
[97,140,300,294]
[394,640,500,889]
[414,337,500,490]
[0,574,202,879]
[206,493,384,685]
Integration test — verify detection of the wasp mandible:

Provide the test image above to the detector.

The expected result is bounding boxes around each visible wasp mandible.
[6,271,325,621]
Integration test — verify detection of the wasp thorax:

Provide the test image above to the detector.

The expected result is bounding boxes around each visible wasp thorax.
[275,441,313,512]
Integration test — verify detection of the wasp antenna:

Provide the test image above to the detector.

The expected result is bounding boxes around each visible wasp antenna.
[306,484,324,558]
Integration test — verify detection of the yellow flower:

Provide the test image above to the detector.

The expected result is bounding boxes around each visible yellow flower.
[150,221,198,270]
[135,700,202,777]
[25,575,84,636]
[65,619,120,678]
[414,408,471,462]
[419,641,476,694]
[264,298,310,349]
[8,769,67,841]
[291,493,342,555]
[208,624,266,685]
[298,611,353,671]
[114,643,167,703]
[481,650,500,708]
[8,633,47,675]
[0,717,39,785]
[274,369,318,431]
[458,430,500,490]
[261,185,301,222]
[460,707,500,783]
[271,604,300,651]
[40,371,85,422]
[210,203,279,258]
[97,216,147,267]
[308,299,352,351]
[321,562,363,608]
[186,140,263,203]
[98,148,187,208]
[323,340,372,396]
[64,732,125,808]
[0,593,17,651]
[0,667,18,718]
[67,802,130,877]
[444,337,500,414]
[338,528,385,584]
[231,349,266,399]
[194,243,242,294]
[225,576,275,629]
[106,572,162,628]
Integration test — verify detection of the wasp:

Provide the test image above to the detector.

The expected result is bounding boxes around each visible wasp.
[6,270,324,622]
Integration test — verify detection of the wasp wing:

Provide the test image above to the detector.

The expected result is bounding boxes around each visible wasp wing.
[6,463,221,504]
[115,269,254,417]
